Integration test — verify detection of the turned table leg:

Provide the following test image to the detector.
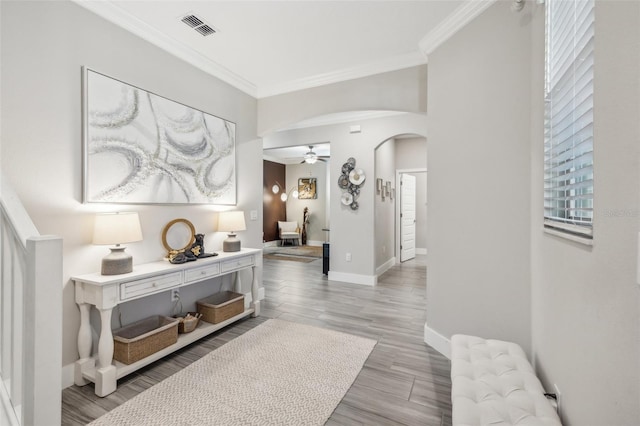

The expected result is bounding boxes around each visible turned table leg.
[93,307,117,397]
[251,265,260,317]
[74,302,93,386]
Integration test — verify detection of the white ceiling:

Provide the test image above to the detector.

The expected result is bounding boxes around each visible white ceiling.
[264,143,331,164]
[76,0,479,98]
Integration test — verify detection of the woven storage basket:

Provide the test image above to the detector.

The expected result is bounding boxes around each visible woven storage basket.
[174,312,202,334]
[113,315,179,365]
[196,291,244,324]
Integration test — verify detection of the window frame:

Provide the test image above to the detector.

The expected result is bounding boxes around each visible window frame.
[543,0,595,243]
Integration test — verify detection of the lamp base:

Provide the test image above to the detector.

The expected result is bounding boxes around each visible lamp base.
[223,233,241,252]
[101,246,133,275]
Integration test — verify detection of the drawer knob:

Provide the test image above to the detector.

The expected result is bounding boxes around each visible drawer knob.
[152,282,157,287]
[201,271,206,275]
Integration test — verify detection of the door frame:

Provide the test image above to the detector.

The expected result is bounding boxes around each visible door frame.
[395,168,427,264]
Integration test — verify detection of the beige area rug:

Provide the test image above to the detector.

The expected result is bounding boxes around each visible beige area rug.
[90,319,376,426]
[263,253,316,263]
[263,245,323,263]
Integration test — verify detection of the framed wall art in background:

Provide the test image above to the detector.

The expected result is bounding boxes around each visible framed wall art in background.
[83,68,236,204]
[298,177,317,199]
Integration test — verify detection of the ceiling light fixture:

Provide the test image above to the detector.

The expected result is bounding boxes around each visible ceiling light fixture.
[304,146,318,164]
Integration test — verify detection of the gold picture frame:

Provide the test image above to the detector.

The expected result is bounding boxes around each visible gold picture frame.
[298,178,317,199]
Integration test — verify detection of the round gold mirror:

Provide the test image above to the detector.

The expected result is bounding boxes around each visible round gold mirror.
[162,218,196,252]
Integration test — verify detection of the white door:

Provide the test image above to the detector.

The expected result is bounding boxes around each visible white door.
[400,174,416,262]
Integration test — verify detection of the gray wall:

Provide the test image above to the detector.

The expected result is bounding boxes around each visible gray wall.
[257,66,427,136]
[264,113,427,283]
[1,0,261,375]
[396,137,427,251]
[530,1,640,424]
[426,0,532,353]
[427,0,640,424]
[375,138,396,268]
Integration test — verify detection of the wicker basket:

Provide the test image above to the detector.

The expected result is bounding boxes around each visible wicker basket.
[113,315,179,365]
[174,312,202,334]
[196,291,244,324]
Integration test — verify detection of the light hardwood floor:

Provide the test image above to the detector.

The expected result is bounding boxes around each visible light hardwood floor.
[61,253,452,426]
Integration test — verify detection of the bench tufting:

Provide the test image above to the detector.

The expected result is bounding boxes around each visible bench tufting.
[451,334,561,426]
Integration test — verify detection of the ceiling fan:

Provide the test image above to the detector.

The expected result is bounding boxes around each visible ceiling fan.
[301,145,329,164]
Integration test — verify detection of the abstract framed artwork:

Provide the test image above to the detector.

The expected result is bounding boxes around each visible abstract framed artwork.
[83,67,236,205]
[298,177,317,199]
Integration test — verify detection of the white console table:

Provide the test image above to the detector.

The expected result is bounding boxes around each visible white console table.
[71,248,261,397]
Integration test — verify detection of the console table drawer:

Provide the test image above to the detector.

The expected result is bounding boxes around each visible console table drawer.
[120,272,182,301]
[221,255,254,272]
[185,263,221,283]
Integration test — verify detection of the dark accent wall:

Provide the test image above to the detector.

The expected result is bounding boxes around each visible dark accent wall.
[263,160,286,242]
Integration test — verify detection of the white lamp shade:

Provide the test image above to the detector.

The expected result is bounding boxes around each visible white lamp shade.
[218,211,246,233]
[93,212,143,245]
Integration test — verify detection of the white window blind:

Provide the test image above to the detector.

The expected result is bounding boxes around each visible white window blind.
[544,0,594,238]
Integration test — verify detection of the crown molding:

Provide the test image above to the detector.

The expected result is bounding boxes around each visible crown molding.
[72,0,257,97]
[72,0,491,99]
[256,51,427,99]
[419,0,498,57]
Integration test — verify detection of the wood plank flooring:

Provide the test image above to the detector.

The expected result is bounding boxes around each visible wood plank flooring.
[61,254,452,426]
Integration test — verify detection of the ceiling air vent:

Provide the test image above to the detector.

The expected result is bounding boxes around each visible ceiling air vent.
[180,14,216,36]
[194,24,216,36]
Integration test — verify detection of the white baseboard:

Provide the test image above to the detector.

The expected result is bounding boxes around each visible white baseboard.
[306,240,324,247]
[416,248,427,255]
[376,257,396,276]
[263,241,278,248]
[328,271,376,286]
[424,323,451,359]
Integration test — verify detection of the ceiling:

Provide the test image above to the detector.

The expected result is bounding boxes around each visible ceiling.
[264,143,331,165]
[74,0,492,162]
[75,0,478,98]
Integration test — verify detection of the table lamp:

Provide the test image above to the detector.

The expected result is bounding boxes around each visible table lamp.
[93,212,143,275]
[218,211,246,252]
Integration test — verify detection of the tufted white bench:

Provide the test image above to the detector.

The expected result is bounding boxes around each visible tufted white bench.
[451,334,561,426]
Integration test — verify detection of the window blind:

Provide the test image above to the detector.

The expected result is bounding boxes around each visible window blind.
[544,0,594,238]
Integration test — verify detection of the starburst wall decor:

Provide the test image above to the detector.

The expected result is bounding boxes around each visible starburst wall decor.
[83,68,236,205]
